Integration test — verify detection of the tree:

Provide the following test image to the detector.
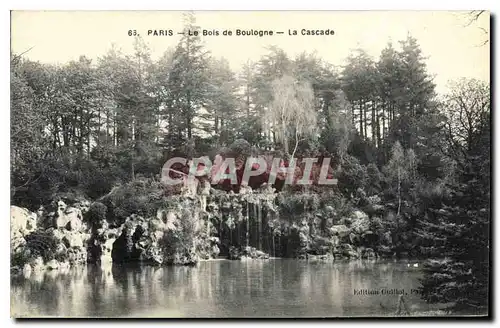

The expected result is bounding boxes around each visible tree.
[417,79,490,314]
[384,141,407,217]
[443,78,490,158]
[388,35,436,151]
[153,48,183,152]
[463,11,489,46]
[203,57,239,146]
[341,49,378,143]
[10,57,49,198]
[168,13,210,141]
[63,56,104,156]
[320,89,354,166]
[253,47,293,147]
[376,42,400,156]
[236,60,262,145]
[263,74,317,159]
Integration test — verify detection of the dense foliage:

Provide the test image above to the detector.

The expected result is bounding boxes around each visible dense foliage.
[11,14,490,314]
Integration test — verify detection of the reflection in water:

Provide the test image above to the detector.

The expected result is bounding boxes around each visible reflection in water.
[11,259,435,318]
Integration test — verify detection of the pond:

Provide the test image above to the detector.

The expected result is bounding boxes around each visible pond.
[11,259,438,318]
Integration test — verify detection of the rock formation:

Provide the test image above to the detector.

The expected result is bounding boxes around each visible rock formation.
[11,179,398,274]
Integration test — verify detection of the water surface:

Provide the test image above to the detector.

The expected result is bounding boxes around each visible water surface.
[11,259,435,318]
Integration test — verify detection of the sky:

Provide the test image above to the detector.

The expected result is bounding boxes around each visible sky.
[10,11,490,94]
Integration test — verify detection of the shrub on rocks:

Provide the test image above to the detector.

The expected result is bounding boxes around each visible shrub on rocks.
[87,202,107,228]
[102,178,164,225]
[24,230,60,262]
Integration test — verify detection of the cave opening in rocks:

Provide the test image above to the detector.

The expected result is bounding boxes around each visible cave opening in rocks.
[111,225,145,263]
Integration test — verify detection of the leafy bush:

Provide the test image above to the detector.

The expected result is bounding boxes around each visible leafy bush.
[229,139,251,158]
[277,191,320,219]
[366,163,383,195]
[102,178,165,225]
[336,155,367,196]
[23,230,60,262]
[160,199,200,265]
[11,250,32,267]
[87,201,107,227]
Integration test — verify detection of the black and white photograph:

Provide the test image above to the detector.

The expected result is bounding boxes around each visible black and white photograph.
[9,10,491,318]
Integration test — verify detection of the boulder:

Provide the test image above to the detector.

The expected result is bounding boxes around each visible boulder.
[229,246,269,260]
[142,245,164,265]
[11,234,26,252]
[172,247,198,265]
[62,232,84,248]
[189,234,220,261]
[340,244,360,259]
[352,210,368,220]
[349,232,360,245]
[54,201,84,229]
[11,206,37,251]
[254,250,269,259]
[11,199,95,271]
[54,200,67,227]
[340,217,352,226]
[381,231,393,245]
[367,195,381,205]
[165,211,178,231]
[111,214,182,264]
[297,253,307,260]
[330,225,350,238]
[307,253,333,262]
[22,263,32,276]
[361,231,378,247]
[312,236,333,247]
[75,200,91,214]
[371,204,385,213]
[59,261,71,271]
[298,232,309,247]
[48,228,65,240]
[350,210,370,234]
[11,206,37,234]
[46,259,59,270]
[65,215,83,231]
[55,243,67,254]
[31,256,45,272]
[362,248,376,259]
[149,218,166,232]
[378,245,394,258]
[100,237,116,263]
[228,246,241,260]
[211,245,220,258]
[48,228,89,251]
[307,236,333,255]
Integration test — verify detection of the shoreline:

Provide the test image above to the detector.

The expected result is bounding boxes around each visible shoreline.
[11,256,424,279]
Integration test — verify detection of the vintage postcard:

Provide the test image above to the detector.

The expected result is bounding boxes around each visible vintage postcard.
[10,10,490,318]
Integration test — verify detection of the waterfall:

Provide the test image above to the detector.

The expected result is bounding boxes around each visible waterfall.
[257,199,262,250]
[205,199,210,237]
[246,202,249,248]
[269,210,276,257]
[272,230,275,257]
[229,221,233,245]
[219,216,222,248]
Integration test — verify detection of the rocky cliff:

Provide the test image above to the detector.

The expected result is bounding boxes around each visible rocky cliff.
[11,183,397,275]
